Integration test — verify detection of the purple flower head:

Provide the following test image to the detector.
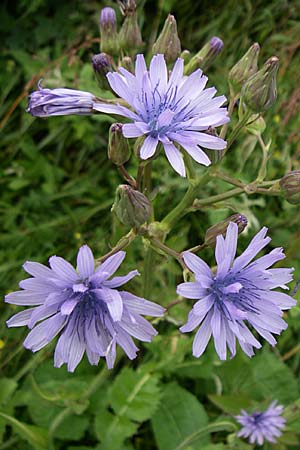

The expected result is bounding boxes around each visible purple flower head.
[93,54,229,177]
[27,82,95,117]
[100,7,117,28]
[177,222,296,359]
[236,401,286,446]
[5,246,165,372]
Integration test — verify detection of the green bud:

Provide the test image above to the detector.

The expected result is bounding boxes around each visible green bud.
[228,43,260,96]
[118,1,143,53]
[241,56,279,112]
[246,114,266,136]
[112,184,151,228]
[205,214,248,247]
[108,123,131,166]
[280,171,300,205]
[120,55,134,73]
[180,49,191,63]
[185,36,223,75]
[99,7,119,55]
[152,14,181,64]
[92,53,114,90]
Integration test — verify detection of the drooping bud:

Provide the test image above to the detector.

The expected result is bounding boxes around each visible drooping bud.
[92,53,114,90]
[152,15,181,63]
[99,7,119,54]
[108,123,131,165]
[280,171,300,205]
[205,214,248,247]
[228,43,260,97]
[185,36,224,74]
[112,184,151,228]
[118,1,143,53]
[120,56,134,73]
[241,56,279,112]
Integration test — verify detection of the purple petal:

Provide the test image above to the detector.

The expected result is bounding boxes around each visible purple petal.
[182,252,212,279]
[6,308,35,327]
[177,281,205,299]
[121,291,165,317]
[103,269,139,288]
[140,135,158,159]
[163,142,186,177]
[192,310,213,357]
[98,251,126,278]
[49,256,78,284]
[77,245,95,279]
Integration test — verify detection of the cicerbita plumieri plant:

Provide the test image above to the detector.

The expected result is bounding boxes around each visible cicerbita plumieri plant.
[4,1,300,448]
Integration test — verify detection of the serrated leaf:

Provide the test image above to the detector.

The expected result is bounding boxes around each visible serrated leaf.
[94,409,138,450]
[152,382,210,450]
[109,367,161,422]
[0,411,48,449]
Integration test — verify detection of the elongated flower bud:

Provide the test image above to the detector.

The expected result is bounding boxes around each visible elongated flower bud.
[27,83,95,117]
[152,15,181,63]
[241,56,279,112]
[229,43,260,96]
[112,185,151,228]
[120,56,134,73]
[280,171,300,205]
[108,123,131,165]
[92,53,114,90]
[99,7,119,54]
[205,214,248,247]
[185,36,223,74]
[119,11,143,52]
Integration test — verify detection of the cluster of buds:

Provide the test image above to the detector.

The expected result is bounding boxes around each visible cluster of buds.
[229,42,279,113]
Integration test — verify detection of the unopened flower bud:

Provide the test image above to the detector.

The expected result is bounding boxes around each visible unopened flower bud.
[280,171,300,205]
[108,123,131,165]
[205,214,248,247]
[229,43,260,96]
[118,2,143,53]
[152,15,181,63]
[241,56,279,112]
[112,185,151,228]
[185,36,223,74]
[120,56,134,73]
[99,7,119,54]
[92,53,114,90]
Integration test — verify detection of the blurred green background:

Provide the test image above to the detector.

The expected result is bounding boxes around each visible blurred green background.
[1,1,300,449]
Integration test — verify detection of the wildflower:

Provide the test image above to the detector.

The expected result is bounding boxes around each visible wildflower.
[93,54,229,176]
[5,246,164,372]
[236,401,286,445]
[27,82,95,117]
[177,222,296,359]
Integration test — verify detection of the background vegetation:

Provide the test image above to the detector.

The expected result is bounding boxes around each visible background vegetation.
[1,0,300,449]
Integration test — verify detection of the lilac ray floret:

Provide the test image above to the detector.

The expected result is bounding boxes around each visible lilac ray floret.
[177,222,296,360]
[5,246,165,372]
[27,82,96,117]
[93,54,229,176]
[236,401,286,446]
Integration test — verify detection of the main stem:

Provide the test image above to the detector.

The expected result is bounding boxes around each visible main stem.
[161,170,212,231]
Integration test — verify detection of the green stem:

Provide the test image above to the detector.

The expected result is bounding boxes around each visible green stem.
[118,165,137,188]
[95,229,136,265]
[148,236,185,267]
[14,348,49,382]
[143,246,154,298]
[186,242,206,253]
[226,110,252,151]
[174,421,237,450]
[0,437,19,450]
[256,134,269,182]
[143,161,152,199]
[161,171,211,231]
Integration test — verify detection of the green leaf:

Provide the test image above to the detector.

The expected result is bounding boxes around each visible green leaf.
[209,394,252,414]
[109,367,161,422]
[152,382,210,450]
[0,411,48,450]
[0,378,18,405]
[94,409,138,450]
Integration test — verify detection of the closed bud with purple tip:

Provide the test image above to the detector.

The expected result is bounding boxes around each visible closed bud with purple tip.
[100,7,119,54]
[205,214,248,247]
[27,82,95,117]
[152,15,181,64]
[280,170,300,205]
[229,43,260,97]
[185,36,224,74]
[112,185,151,228]
[108,123,131,165]
[241,56,279,112]
[92,53,114,90]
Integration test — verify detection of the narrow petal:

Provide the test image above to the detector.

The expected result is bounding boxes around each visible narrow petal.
[180,309,204,333]
[192,310,213,357]
[182,252,212,279]
[103,270,139,288]
[5,290,45,306]
[121,291,165,317]
[149,54,168,93]
[140,135,158,159]
[177,281,204,299]
[76,245,94,279]
[23,261,54,278]
[98,287,123,322]
[163,142,186,177]
[49,256,78,283]
[24,313,66,352]
[7,308,35,327]
[122,123,145,138]
[98,251,126,278]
